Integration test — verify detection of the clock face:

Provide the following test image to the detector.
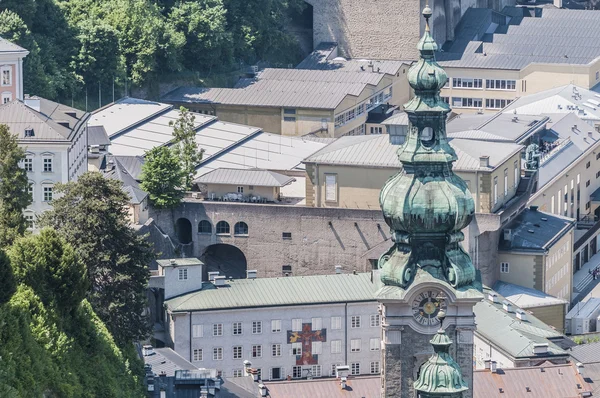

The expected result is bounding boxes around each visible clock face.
[411,290,447,327]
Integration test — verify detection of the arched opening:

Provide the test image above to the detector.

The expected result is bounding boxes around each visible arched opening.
[202,244,248,280]
[175,218,192,244]
[216,221,230,235]
[234,221,249,236]
[198,220,212,234]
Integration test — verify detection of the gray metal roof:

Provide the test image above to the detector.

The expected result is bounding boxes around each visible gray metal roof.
[437,7,600,70]
[569,341,600,364]
[166,272,379,312]
[103,155,147,204]
[498,207,575,252]
[493,281,569,309]
[0,36,28,54]
[87,125,110,146]
[144,347,198,376]
[302,134,523,172]
[162,67,388,110]
[474,286,568,359]
[195,168,295,187]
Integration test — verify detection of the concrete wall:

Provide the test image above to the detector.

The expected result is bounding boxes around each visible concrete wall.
[170,301,381,379]
[150,201,389,278]
[544,230,574,302]
[201,184,278,202]
[497,252,536,289]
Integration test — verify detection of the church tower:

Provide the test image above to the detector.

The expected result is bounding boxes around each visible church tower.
[376,6,483,398]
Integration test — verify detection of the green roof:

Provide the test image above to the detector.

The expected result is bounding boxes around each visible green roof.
[166,272,379,312]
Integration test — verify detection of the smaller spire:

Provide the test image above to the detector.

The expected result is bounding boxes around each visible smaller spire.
[423,4,433,32]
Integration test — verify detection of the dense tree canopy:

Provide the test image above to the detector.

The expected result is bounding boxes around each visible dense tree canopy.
[141,145,185,209]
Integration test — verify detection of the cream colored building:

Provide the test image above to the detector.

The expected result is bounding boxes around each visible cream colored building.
[162,63,410,138]
[437,7,600,114]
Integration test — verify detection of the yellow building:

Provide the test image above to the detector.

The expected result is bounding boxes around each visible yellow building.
[437,7,600,114]
[162,62,411,138]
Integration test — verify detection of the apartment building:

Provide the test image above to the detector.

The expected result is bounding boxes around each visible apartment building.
[437,7,600,114]
[162,49,410,138]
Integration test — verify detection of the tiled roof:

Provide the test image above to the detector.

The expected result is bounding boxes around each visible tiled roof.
[195,168,295,187]
[166,272,379,312]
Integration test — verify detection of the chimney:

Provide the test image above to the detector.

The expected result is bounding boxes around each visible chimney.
[213,276,226,286]
[516,309,527,321]
[554,0,563,7]
[479,156,490,168]
[491,361,498,373]
[247,270,257,279]
[24,97,41,113]
[533,343,549,355]
[335,265,342,274]
[258,384,267,397]
[251,369,260,382]
[488,292,499,303]
[142,345,154,356]
[243,360,252,376]
[484,359,491,370]
[502,300,513,313]
[577,363,585,378]
[208,271,220,282]
[340,376,348,390]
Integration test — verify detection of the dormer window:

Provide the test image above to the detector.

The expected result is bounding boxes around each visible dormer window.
[24,128,34,137]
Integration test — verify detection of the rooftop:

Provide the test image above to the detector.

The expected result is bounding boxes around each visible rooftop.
[262,376,381,398]
[498,207,575,253]
[569,341,600,364]
[0,36,28,54]
[566,298,600,320]
[165,272,379,312]
[302,134,523,172]
[157,258,204,268]
[87,125,110,146]
[448,113,548,144]
[102,155,147,204]
[143,347,198,377]
[493,281,569,309]
[195,168,295,187]
[162,67,392,110]
[438,7,600,71]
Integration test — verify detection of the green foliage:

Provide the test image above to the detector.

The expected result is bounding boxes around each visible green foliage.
[72,20,122,85]
[8,228,88,312]
[38,172,155,346]
[0,250,16,305]
[170,106,204,189]
[0,124,32,248]
[141,146,185,208]
[0,285,144,396]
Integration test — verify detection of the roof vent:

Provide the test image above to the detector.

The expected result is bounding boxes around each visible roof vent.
[516,308,527,321]
[24,128,35,137]
[499,388,504,393]
[480,155,490,168]
[503,229,512,242]
[577,363,584,377]
[213,275,226,286]
[502,300,513,313]
[259,383,267,397]
[208,271,219,282]
[142,345,155,356]
[57,121,70,129]
[541,217,548,221]
[335,265,342,274]
[512,116,519,122]
[528,229,535,234]
[247,270,257,279]
[491,361,498,373]
[488,292,499,303]
[526,387,531,392]
[484,359,491,370]
[65,111,77,118]
[533,343,549,355]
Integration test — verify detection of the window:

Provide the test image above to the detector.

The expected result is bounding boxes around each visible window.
[292,366,302,379]
[252,321,262,334]
[331,340,342,354]
[370,126,383,135]
[597,71,599,80]
[586,201,591,210]
[587,180,591,187]
[514,160,519,186]
[370,338,380,351]
[43,157,53,172]
[282,232,292,240]
[216,221,230,235]
[43,186,53,202]
[500,262,509,273]
[325,174,337,202]
[213,323,223,336]
[249,185,254,190]
[2,92,11,104]
[587,161,591,169]
[494,176,498,205]
[213,347,223,360]
[370,314,380,327]
[485,98,512,109]
[441,96,449,104]
[233,369,243,378]
[351,363,360,375]
[272,344,281,357]
[311,341,322,355]
[282,265,292,275]
[1,67,11,86]
[351,339,361,352]
[283,108,296,115]
[452,97,483,108]
[331,316,342,330]
[271,367,283,380]
[178,268,188,280]
[233,345,243,359]
[24,128,34,137]
[198,220,212,234]
[237,186,244,193]
[234,221,248,236]
[292,318,302,331]
[25,214,34,230]
[597,171,600,179]
[193,349,203,361]
[192,324,203,338]
[284,116,296,122]
[23,157,33,172]
[233,322,242,335]
[370,361,380,374]
[311,365,322,378]
[271,319,281,332]
[28,183,33,200]
[486,79,516,90]
[452,78,483,89]
[292,342,302,356]
[311,318,322,330]
[504,169,508,197]
[351,316,361,328]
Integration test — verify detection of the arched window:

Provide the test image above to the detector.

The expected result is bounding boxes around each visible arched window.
[216,221,230,235]
[234,221,249,236]
[198,220,212,234]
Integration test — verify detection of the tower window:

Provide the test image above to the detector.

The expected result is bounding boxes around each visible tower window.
[420,127,435,147]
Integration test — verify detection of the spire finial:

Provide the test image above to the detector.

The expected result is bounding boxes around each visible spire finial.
[423,5,433,32]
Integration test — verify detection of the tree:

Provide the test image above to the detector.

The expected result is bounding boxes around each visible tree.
[0,250,16,305]
[8,228,87,312]
[0,125,32,248]
[38,172,155,345]
[170,107,203,189]
[72,20,122,86]
[141,146,185,209]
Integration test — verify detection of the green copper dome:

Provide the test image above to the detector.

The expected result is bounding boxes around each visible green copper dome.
[378,6,479,290]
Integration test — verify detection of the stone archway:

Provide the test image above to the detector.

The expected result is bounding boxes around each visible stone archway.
[175,217,192,244]
[202,244,248,280]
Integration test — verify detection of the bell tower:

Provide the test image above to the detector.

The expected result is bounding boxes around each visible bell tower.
[376,6,483,398]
